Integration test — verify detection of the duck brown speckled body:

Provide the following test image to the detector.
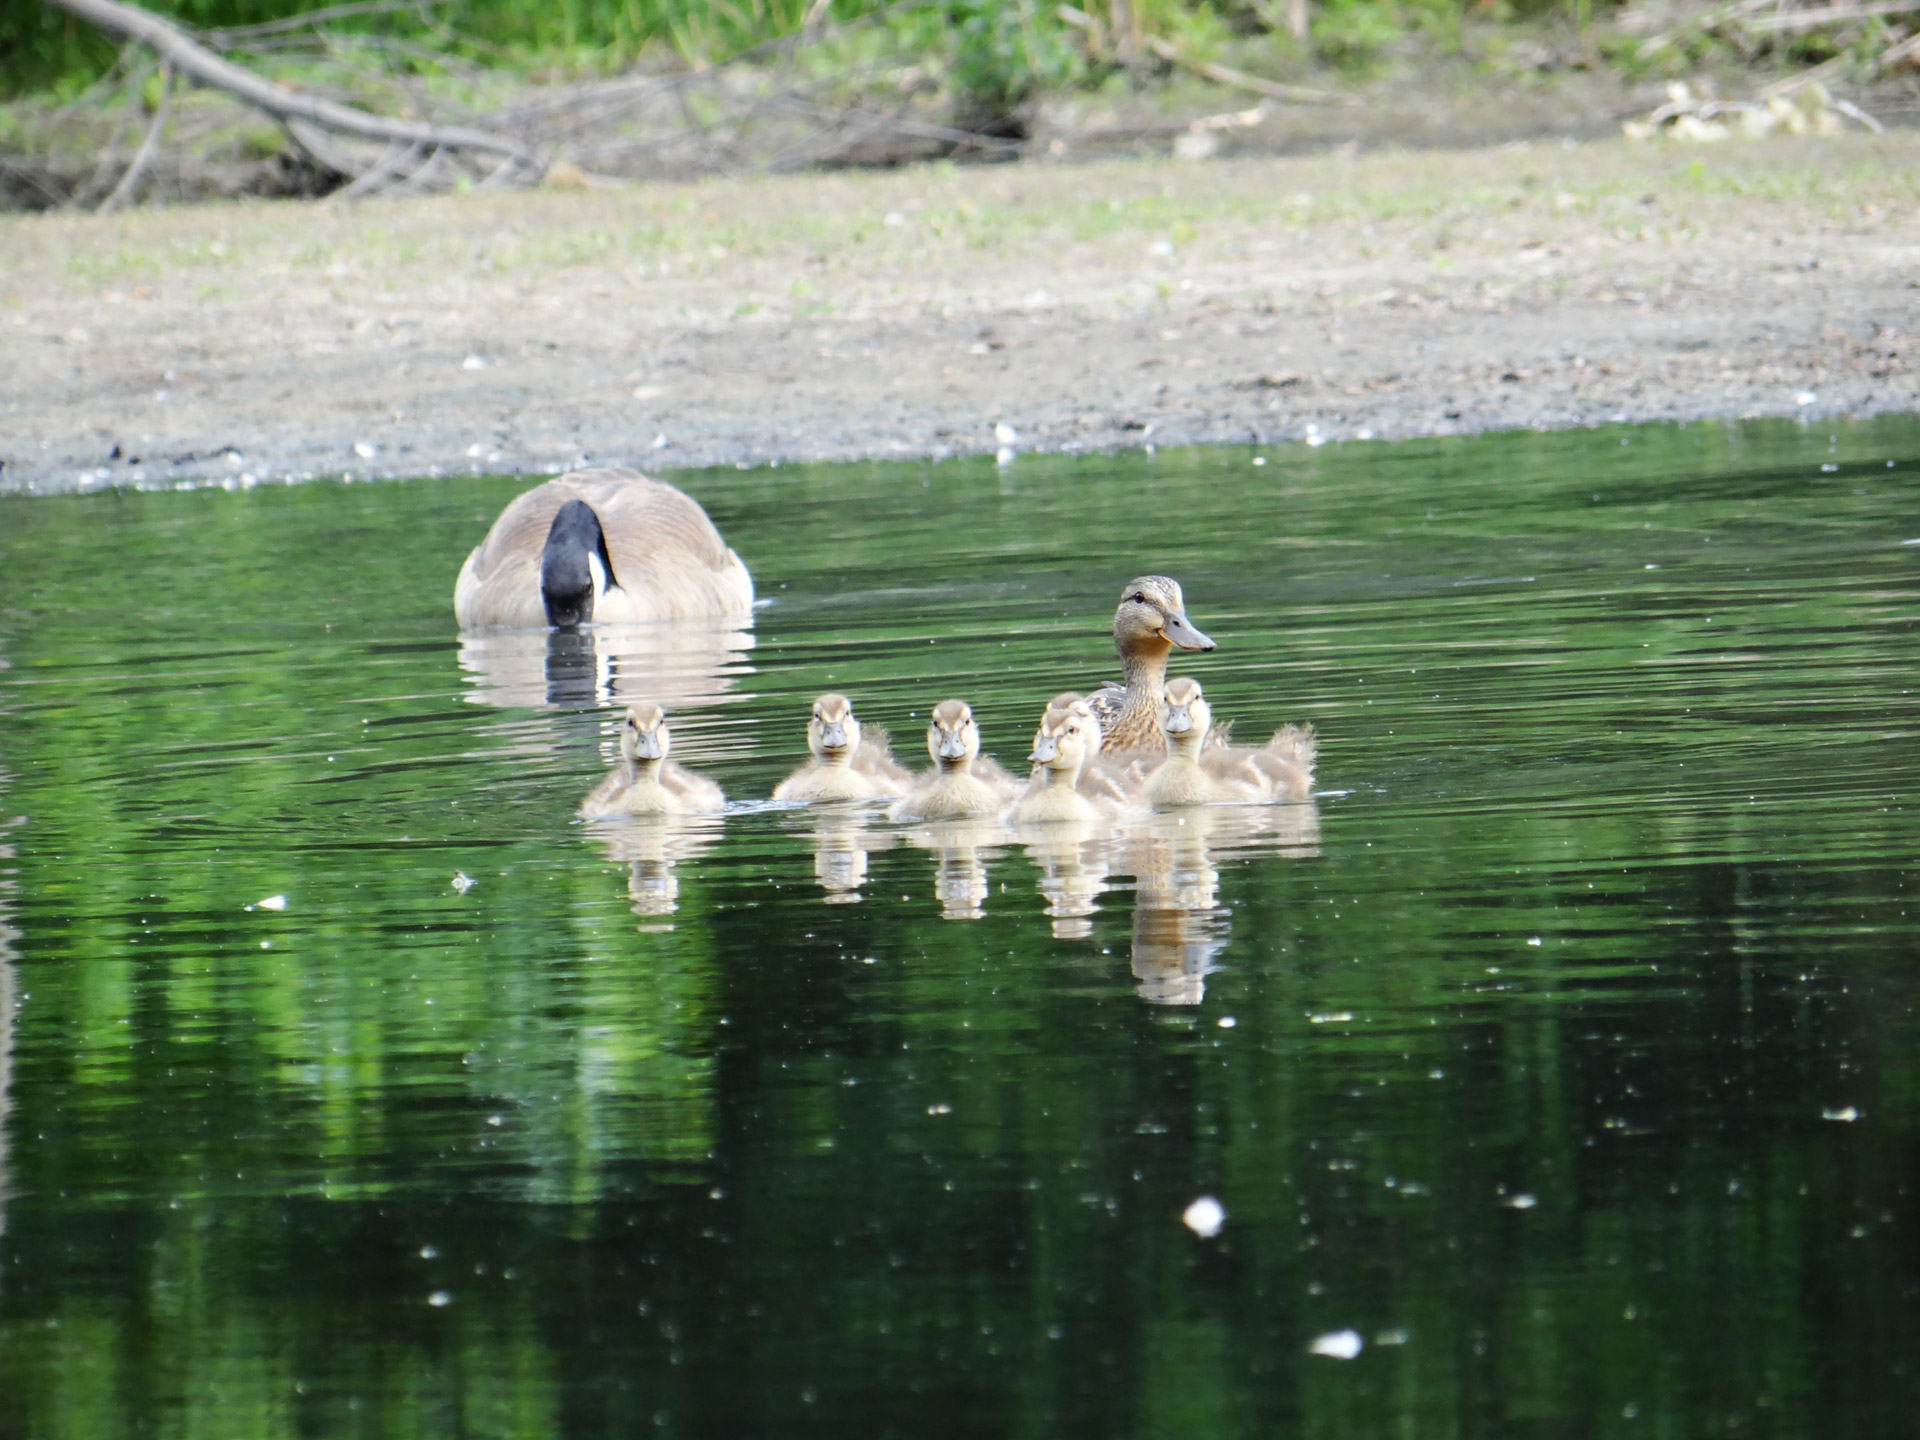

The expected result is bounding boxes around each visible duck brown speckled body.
[1085,576,1216,757]
[772,693,911,803]
[579,704,726,818]
[1143,678,1315,810]
[888,700,1019,822]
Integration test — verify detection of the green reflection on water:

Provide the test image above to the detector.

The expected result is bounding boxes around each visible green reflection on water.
[1,418,1918,1438]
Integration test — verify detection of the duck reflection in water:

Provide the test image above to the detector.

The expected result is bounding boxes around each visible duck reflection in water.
[0,818,17,1236]
[457,616,756,712]
[591,815,726,925]
[795,809,896,905]
[900,817,1009,920]
[1121,802,1322,1004]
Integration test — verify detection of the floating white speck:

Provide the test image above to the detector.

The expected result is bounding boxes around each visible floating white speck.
[462,354,487,371]
[466,443,486,458]
[1310,1329,1363,1359]
[1526,936,1542,947]
[994,422,1018,444]
[427,1291,453,1307]
[651,432,669,450]
[1795,390,1816,406]
[255,893,288,911]
[1308,1011,1353,1024]
[1823,1105,1859,1122]
[1356,428,1376,441]
[1182,1196,1225,1237]
[451,871,475,894]
[1252,456,1267,466]
[352,441,376,459]
[420,1244,438,1259]
[1217,1015,1237,1028]
[996,446,1016,467]
[486,1114,504,1127]
[927,1103,952,1115]
[1506,1193,1538,1210]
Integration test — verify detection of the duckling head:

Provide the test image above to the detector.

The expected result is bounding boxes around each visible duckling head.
[1029,693,1098,778]
[1114,576,1214,661]
[620,703,671,765]
[807,693,862,766]
[1159,677,1212,757]
[927,699,980,773]
[540,499,624,627]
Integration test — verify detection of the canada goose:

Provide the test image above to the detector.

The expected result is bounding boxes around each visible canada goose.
[772,693,911,803]
[579,704,726,818]
[1143,677,1315,810]
[454,467,753,629]
[887,700,1019,822]
[1086,576,1216,755]
[1012,693,1131,824]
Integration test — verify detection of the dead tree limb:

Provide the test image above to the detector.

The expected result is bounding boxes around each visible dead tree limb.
[98,58,173,212]
[1140,34,1340,103]
[41,0,542,173]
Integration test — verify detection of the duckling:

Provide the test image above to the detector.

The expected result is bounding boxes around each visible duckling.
[888,700,1019,822]
[1143,678,1315,810]
[1085,576,1217,756]
[772,693,910,803]
[1012,694,1131,824]
[455,467,754,629]
[579,704,726,818]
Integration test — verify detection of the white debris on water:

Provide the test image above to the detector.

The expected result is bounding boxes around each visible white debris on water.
[994,422,1018,445]
[1823,1106,1860,1122]
[1505,1193,1539,1210]
[1182,1196,1226,1237]
[1310,1329,1364,1359]
[250,893,288,911]
[1217,1015,1237,1028]
[1308,1011,1353,1025]
[427,1291,453,1307]
[452,871,476,894]
[1526,936,1543,947]
[352,442,376,459]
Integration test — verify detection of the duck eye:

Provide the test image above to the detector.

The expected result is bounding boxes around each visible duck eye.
[1131,592,1145,603]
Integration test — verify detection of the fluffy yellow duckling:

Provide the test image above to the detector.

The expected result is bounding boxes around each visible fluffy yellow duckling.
[1086,576,1217,756]
[1143,677,1315,810]
[579,703,726,818]
[772,693,910,803]
[1012,693,1134,824]
[888,699,1019,822]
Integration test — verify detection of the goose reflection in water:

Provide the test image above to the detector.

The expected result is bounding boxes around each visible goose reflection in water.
[456,617,756,712]
[797,809,896,905]
[591,815,726,925]
[1121,801,1322,1005]
[900,817,1010,920]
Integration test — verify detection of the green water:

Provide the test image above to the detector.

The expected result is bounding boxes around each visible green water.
[1,420,1917,1438]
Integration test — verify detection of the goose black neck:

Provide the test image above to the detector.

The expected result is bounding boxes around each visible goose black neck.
[540,500,616,627]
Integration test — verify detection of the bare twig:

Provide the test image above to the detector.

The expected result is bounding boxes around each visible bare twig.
[1141,33,1340,103]
[1741,0,1920,31]
[326,137,426,201]
[98,58,173,212]
[42,0,541,170]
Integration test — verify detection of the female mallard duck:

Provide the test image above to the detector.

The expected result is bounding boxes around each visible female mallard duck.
[1143,677,1315,810]
[888,700,1019,822]
[455,467,753,629]
[1012,693,1133,824]
[580,704,726,818]
[1085,576,1216,755]
[772,693,911,803]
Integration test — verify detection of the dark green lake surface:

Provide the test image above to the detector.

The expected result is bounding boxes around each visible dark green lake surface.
[1,419,1917,1438]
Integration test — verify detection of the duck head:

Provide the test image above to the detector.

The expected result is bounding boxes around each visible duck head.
[1159,677,1212,757]
[540,499,623,627]
[620,703,671,766]
[927,699,981,773]
[807,693,862,766]
[1114,576,1214,660]
[1029,692,1100,779]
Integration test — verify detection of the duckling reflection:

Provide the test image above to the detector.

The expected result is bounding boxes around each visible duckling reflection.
[1114,799,1324,1004]
[900,816,1011,920]
[797,809,895,904]
[1016,818,1114,940]
[591,815,725,922]
[457,615,756,711]
[0,819,17,1236]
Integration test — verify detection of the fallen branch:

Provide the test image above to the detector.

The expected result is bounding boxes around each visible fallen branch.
[42,0,542,173]
[1140,34,1340,104]
[98,59,172,212]
[1740,0,1920,31]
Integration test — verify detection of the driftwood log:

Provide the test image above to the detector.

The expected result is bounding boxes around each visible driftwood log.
[42,0,542,180]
